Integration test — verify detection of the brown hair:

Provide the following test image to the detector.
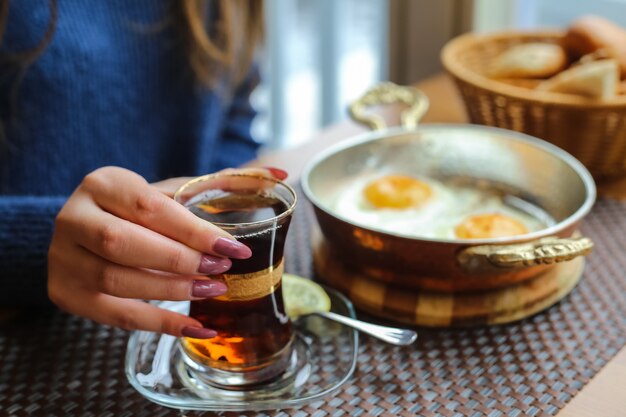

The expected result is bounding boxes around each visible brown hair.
[180,0,264,87]
[0,0,264,87]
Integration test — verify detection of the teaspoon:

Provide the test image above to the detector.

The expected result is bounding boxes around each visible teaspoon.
[307,311,418,346]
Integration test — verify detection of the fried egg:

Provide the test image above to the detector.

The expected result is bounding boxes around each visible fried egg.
[331,174,549,240]
[454,213,528,239]
[363,175,433,209]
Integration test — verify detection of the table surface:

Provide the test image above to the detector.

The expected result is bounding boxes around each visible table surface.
[254,73,626,417]
[1,74,625,417]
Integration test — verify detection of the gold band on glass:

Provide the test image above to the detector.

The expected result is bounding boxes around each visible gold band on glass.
[214,259,284,301]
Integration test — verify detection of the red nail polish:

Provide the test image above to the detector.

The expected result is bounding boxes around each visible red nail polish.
[263,167,288,180]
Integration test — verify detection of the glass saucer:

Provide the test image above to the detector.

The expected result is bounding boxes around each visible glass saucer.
[125,287,359,411]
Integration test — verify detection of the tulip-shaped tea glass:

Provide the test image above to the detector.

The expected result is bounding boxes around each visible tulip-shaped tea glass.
[174,173,297,388]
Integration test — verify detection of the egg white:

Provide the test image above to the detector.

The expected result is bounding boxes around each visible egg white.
[331,174,549,239]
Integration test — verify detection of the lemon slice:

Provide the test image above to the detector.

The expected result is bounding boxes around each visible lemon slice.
[282,273,331,319]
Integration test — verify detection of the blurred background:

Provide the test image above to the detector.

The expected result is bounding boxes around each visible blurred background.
[257,0,626,149]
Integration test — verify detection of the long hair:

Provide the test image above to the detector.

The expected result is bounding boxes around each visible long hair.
[180,0,264,87]
[0,0,264,87]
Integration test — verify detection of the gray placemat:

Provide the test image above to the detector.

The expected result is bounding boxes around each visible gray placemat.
[1,196,626,417]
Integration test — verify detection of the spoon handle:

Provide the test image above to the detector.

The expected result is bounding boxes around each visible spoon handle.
[313,311,417,346]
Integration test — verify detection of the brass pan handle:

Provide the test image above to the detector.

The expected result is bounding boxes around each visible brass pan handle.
[348,82,430,131]
[458,236,594,271]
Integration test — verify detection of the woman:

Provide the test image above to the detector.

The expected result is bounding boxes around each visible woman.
[0,0,280,339]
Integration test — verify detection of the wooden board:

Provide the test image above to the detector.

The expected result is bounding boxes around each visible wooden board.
[313,240,584,327]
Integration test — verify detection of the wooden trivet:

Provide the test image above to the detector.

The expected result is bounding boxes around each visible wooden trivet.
[313,240,584,327]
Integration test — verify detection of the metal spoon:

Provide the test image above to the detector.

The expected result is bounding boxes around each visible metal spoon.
[308,311,418,346]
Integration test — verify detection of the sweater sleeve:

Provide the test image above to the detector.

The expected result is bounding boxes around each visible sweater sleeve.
[211,67,262,170]
[0,195,66,307]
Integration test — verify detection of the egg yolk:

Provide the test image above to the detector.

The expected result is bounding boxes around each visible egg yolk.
[455,213,528,239]
[363,175,433,209]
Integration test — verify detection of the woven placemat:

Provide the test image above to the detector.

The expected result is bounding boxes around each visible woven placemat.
[1,195,626,417]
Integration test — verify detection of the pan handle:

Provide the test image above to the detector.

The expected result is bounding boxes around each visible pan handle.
[348,82,430,131]
[457,235,594,271]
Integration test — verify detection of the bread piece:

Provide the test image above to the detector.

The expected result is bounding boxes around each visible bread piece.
[563,15,626,77]
[537,59,619,99]
[489,42,568,79]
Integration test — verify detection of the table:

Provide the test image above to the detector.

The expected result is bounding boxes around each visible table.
[2,74,626,417]
[254,73,626,417]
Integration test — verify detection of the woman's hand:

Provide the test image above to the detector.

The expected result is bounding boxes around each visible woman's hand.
[47,166,287,338]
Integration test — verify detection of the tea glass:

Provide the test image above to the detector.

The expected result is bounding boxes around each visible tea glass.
[174,173,297,388]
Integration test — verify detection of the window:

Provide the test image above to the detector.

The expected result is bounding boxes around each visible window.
[256,0,388,149]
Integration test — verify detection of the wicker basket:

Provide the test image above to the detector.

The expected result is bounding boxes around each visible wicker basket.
[441,31,626,180]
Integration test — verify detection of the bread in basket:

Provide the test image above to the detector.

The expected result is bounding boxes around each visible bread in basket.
[441,31,626,180]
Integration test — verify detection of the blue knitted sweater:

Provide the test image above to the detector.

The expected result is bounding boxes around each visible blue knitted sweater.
[0,1,261,305]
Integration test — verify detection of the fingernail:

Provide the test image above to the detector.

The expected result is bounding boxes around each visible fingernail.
[263,167,288,181]
[192,280,228,298]
[182,326,217,339]
[198,254,232,274]
[214,237,252,259]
